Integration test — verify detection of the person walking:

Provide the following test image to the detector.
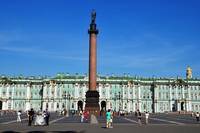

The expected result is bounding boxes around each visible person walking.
[80,111,84,123]
[145,111,149,124]
[84,111,89,122]
[106,109,112,128]
[196,112,199,122]
[28,108,34,126]
[110,110,114,128]
[17,110,22,122]
[137,110,142,125]
[46,109,50,126]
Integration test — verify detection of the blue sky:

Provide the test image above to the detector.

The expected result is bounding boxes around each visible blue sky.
[0,0,200,78]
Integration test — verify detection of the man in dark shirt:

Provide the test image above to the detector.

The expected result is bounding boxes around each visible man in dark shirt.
[28,108,34,126]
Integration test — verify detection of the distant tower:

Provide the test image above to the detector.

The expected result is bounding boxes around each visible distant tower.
[186,66,192,79]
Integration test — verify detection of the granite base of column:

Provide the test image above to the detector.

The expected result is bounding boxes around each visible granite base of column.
[85,91,100,115]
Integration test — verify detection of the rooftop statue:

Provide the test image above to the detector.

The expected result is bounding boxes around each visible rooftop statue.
[91,10,96,24]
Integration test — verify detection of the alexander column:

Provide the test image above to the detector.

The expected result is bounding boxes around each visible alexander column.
[85,10,100,113]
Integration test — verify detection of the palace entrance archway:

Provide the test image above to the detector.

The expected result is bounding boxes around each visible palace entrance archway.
[181,102,184,111]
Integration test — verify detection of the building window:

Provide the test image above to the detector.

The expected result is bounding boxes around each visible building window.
[185,93,188,98]
[195,94,198,100]
[102,91,105,96]
[51,103,54,109]
[8,102,11,109]
[166,93,169,99]
[159,92,161,99]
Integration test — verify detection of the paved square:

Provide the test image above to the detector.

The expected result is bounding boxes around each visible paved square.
[0,113,200,133]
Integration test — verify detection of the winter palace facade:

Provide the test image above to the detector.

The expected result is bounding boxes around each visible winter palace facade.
[0,67,200,113]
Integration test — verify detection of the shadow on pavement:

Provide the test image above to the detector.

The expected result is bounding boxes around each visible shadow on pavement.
[2,131,85,133]
[53,131,85,133]
[2,131,20,133]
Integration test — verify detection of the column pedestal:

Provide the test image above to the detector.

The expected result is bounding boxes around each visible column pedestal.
[85,91,100,114]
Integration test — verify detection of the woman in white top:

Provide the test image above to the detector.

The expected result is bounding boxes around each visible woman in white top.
[17,110,22,122]
[145,112,149,124]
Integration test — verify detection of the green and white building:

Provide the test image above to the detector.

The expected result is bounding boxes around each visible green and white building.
[0,68,200,113]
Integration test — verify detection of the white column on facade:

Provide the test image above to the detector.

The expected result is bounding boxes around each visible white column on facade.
[177,86,180,111]
[106,101,110,110]
[75,84,79,99]
[6,84,9,98]
[121,85,124,111]
[106,84,110,101]
[182,86,185,99]
[54,84,58,111]
[49,83,53,111]
[11,84,15,110]
[169,85,172,111]
[188,85,192,111]
[127,101,130,112]
[132,86,136,112]
[127,86,130,112]
[132,100,135,112]
[177,102,180,111]
[175,86,178,100]
[0,84,2,98]
[59,84,63,111]
[26,84,31,111]
[43,84,47,111]
[138,84,141,111]
[132,86,135,100]
[81,84,85,99]
[127,86,130,100]
[154,85,158,113]
[5,84,10,110]
[84,84,88,109]
[2,84,6,110]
